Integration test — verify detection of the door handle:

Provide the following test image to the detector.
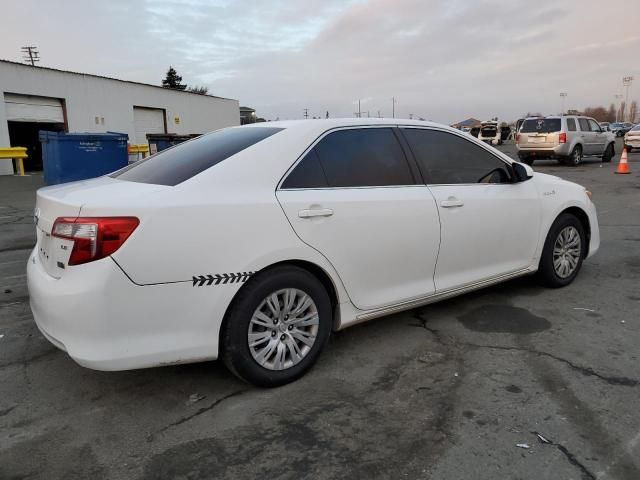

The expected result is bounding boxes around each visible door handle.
[298,208,334,218]
[440,198,464,208]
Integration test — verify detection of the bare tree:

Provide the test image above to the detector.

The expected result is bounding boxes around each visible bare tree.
[188,85,208,95]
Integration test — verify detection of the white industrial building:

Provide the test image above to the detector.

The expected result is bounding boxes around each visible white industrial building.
[0,60,240,175]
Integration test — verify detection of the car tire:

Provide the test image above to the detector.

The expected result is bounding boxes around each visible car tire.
[537,213,586,288]
[568,145,582,166]
[625,146,632,153]
[602,143,614,162]
[221,265,332,387]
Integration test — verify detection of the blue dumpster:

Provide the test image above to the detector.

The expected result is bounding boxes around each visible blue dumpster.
[39,131,128,185]
[147,133,198,155]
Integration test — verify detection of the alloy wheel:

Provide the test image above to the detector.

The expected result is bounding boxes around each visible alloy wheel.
[248,288,319,370]
[553,226,581,278]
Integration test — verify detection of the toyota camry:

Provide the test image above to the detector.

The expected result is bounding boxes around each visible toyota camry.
[27,119,599,386]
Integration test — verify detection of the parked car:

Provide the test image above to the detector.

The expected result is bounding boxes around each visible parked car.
[516,116,615,166]
[610,122,634,137]
[599,122,611,132]
[624,124,640,152]
[28,119,600,386]
[478,120,502,145]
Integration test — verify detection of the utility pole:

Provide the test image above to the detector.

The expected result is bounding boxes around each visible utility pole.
[358,100,361,118]
[303,108,309,119]
[409,113,413,120]
[559,92,567,114]
[623,76,633,122]
[377,110,381,118]
[21,46,40,66]
[392,97,397,119]
[615,94,624,122]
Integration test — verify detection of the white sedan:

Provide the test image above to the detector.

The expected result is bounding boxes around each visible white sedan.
[27,119,599,386]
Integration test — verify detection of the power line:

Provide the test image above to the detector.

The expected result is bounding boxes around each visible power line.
[21,46,40,66]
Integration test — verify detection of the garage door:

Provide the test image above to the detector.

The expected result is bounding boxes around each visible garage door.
[4,93,65,123]
[133,107,165,144]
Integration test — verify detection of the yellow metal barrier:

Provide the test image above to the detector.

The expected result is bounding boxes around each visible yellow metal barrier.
[0,147,28,176]
[128,144,149,158]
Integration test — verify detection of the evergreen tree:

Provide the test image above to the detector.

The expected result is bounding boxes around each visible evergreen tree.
[161,66,187,90]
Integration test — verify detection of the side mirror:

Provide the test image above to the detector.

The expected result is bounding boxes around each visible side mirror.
[513,162,534,182]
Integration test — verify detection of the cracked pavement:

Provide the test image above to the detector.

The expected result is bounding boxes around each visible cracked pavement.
[1,140,639,479]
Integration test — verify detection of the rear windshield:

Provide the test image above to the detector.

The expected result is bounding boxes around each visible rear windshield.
[521,119,561,133]
[481,126,497,136]
[632,125,640,131]
[111,127,284,186]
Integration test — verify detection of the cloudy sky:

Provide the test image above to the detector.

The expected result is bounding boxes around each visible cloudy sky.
[2,0,638,123]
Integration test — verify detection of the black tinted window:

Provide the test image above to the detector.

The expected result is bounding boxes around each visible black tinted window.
[521,119,561,133]
[578,118,591,131]
[282,149,328,189]
[314,128,415,187]
[111,127,283,186]
[403,129,511,184]
[567,118,577,131]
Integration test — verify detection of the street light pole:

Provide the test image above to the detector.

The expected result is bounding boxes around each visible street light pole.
[615,94,624,122]
[560,92,567,114]
[623,76,633,122]
[392,97,396,119]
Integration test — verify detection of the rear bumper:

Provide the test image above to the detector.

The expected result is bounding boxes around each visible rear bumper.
[27,250,223,370]
[517,144,570,159]
[624,138,640,148]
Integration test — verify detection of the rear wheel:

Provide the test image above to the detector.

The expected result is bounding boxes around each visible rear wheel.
[625,146,632,153]
[568,145,582,166]
[602,143,614,162]
[221,265,332,387]
[537,213,586,288]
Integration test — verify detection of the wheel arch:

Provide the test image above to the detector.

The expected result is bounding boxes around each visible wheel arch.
[219,259,342,346]
[558,206,591,257]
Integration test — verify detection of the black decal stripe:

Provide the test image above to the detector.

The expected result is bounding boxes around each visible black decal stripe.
[192,271,256,287]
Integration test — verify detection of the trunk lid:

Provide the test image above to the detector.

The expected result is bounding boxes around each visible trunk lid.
[35,176,168,278]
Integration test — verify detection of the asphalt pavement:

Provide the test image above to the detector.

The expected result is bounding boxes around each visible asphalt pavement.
[1,138,639,480]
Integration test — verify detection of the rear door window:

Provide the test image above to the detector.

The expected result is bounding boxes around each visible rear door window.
[111,127,284,186]
[578,118,591,132]
[520,119,561,133]
[281,149,328,189]
[403,128,512,184]
[566,118,577,131]
[313,128,415,187]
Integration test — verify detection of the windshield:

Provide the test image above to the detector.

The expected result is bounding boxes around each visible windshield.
[520,118,561,133]
[111,127,284,186]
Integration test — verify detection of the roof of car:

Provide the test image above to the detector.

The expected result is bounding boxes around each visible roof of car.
[243,118,441,129]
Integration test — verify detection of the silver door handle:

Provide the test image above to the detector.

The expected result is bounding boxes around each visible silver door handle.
[440,199,464,208]
[298,208,334,218]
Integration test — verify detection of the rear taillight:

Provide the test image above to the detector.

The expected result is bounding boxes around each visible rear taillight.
[515,134,520,145]
[52,217,139,265]
[559,132,567,143]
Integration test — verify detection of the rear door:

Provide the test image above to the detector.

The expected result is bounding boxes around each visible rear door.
[519,118,561,148]
[401,127,540,291]
[276,127,441,310]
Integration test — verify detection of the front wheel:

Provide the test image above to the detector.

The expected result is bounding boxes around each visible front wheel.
[602,143,614,162]
[221,265,332,387]
[537,213,586,288]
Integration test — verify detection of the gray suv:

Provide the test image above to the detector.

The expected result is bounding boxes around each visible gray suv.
[516,116,616,166]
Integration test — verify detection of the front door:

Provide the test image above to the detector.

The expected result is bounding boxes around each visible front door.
[401,127,541,291]
[276,127,441,310]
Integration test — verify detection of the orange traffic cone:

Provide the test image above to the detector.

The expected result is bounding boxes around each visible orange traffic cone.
[615,148,631,174]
